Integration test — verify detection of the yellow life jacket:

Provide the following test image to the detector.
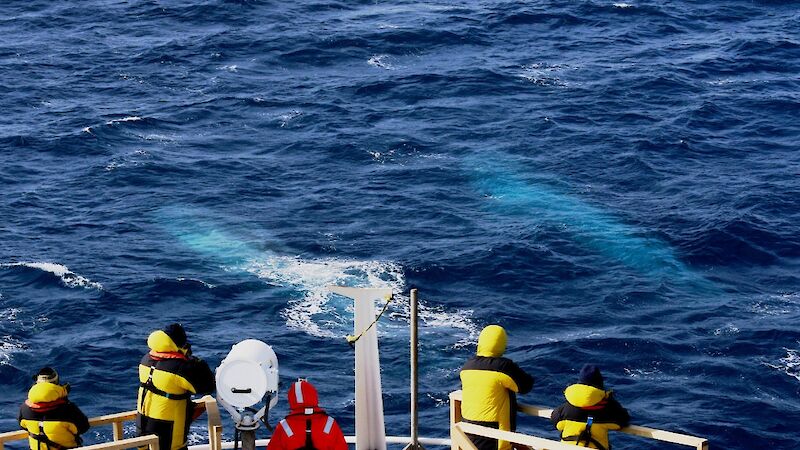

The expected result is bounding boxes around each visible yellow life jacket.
[19,383,88,450]
[137,330,214,450]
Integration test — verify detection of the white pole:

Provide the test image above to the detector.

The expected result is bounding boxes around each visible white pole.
[410,289,419,450]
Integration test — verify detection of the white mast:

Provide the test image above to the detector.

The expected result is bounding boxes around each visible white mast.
[328,286,391,450]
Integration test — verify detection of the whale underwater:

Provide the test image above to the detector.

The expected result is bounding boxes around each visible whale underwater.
[465,155,717,294]
[155,206,478,345]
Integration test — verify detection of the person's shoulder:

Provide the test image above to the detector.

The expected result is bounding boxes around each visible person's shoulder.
[462,355,518,372]
[18,402,34,416]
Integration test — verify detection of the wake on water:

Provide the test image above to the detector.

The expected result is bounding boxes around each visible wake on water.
[157,206,478,346]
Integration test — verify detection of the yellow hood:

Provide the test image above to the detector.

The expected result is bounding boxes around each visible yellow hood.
[477,325,507,357]
[147,329,181,353]
[28,382,68,403]
[564,383,608,408]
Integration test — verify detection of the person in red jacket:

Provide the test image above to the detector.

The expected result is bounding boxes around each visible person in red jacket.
[266,379,347,450]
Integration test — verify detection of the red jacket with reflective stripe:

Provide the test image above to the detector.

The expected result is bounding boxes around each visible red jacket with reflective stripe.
[266,381,347,450]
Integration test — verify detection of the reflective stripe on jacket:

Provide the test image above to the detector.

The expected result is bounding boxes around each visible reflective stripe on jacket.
[266,380,347,450]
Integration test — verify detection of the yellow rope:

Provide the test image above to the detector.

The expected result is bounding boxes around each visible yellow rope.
[346,294,393,346]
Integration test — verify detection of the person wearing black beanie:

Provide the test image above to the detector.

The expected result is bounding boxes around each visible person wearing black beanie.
[136,323,215,450]
[550,364,629,449]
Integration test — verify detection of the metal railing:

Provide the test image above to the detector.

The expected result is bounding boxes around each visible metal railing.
[0,396,222,450]
[449,390,709,450]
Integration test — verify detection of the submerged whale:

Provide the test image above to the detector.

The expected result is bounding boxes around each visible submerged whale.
[467,155,715,292]
[155,206,477,343]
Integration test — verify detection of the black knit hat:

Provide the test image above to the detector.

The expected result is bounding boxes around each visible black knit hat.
[579,364,604,389]
[33,367,59,384]
[163,323,187,348]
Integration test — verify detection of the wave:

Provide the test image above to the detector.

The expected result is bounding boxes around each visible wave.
[367,54,394,70]
[766,346,800,382]
[106,116,144,125]
[0,335,25,366]
[0,262,103,290]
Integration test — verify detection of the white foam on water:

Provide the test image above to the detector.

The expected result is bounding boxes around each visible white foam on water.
[0,262,103,290]
[713,323,740,336]
[277,110,302,127]
[176,277,216,289]
[238,255,477,342]
[613,3,634,8]
[219,65,238,72]
[368,54,394,70]
[749,292,799,316]
[0,308,20,322]
[0,335,25,366]
[623,364,665,380]
[106,116,143,125]
[519,63,571,87]
[105,149,152,171]
[765,347,800,382]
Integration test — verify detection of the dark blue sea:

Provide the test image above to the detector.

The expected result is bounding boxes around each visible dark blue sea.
[2,0,800,448]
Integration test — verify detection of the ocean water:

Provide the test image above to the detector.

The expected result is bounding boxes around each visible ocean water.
[1,0,799,448]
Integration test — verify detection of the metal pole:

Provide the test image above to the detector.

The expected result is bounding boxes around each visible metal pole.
[410,288,419,450]
[240,430,256,450]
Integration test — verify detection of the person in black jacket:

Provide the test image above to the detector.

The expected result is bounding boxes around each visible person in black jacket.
[19,367,90,450]
[550,364,629,450]
[137,323,215,450]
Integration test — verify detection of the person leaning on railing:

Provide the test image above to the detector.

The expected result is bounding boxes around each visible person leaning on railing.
[137,323,215,450]
[18,367,90,450]
[459,325,534,450]
[550,364,629,450]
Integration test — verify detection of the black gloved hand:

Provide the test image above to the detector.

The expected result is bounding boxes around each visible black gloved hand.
[183,343,192,358]
[63,383,71,394]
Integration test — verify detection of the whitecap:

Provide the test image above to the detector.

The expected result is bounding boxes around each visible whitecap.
[613,3,634,8]
[0,335,25,366]
[176,277,216,289]
[368,54,394,70]
[623,365,664,379]
[0,262,103,290]
[0,308,20,322]
[219,65,238,72]
[104,149,152,172]
[713,323,740,336]
[277,110,302,127]
[106,116,143,125]
[765,347,800,382]
[519,63,570,87]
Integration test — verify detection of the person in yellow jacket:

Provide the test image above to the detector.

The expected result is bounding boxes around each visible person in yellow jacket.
[460,325,534,450]
[137,323,215,450]
[18,367,89,450]
[550,365,630,450]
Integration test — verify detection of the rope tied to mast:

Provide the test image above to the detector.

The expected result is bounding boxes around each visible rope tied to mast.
[346,293,392,347]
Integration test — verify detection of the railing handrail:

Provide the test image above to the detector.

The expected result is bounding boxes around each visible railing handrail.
[0,396,221,450]
[456,422,579,450]
[449,390,709,450]
[80,435,160,450]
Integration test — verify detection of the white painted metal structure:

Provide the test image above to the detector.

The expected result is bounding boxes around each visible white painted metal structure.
[328,286,391,450]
